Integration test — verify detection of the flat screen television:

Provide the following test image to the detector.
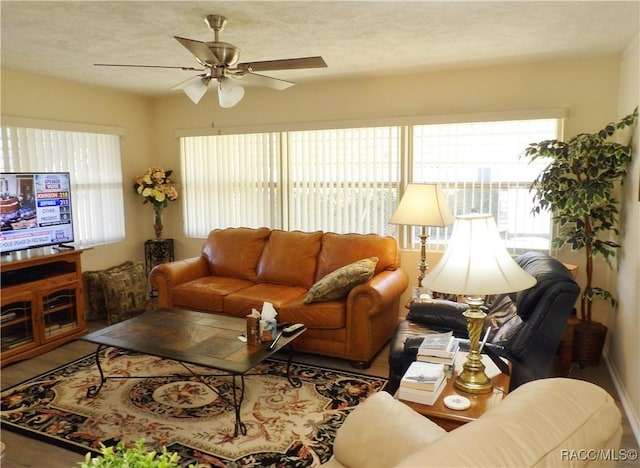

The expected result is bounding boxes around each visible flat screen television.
[0,172,75,254]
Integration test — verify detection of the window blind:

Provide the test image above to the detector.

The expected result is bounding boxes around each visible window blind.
[0,126,125,247]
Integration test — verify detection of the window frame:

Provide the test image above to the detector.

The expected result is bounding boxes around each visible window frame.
[179,110,565,253]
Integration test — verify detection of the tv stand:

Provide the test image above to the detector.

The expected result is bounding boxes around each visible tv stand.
[1,248,88,366]
[53,244,75,250]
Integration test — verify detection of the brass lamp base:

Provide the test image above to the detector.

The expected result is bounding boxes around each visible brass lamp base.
[453,296,493,394]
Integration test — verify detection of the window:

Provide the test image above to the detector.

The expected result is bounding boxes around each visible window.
[181,127,402,236]
[287,127,401,234]
[412,119,558,251]
[181,133,280,236]
[1,126,126,247]
[181,116,559,253]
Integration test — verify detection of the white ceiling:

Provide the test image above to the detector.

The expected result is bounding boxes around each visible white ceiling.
[2,1,639,97]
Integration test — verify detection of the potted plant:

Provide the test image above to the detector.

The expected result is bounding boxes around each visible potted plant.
[522,107,637,365]
[79,439,191,467]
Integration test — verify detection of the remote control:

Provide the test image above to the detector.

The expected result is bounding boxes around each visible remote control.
[282,323,306,336]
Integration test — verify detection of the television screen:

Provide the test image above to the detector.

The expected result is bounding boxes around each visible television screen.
[0,172,74,254]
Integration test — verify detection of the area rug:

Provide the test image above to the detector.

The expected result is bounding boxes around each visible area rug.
[1,347,387,467]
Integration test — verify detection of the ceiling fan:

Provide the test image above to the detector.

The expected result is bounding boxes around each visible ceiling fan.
[95,14,327,108]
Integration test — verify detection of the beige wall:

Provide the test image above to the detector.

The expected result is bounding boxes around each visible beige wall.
[2,53,637,435]
[1,69,155,269]
[612,34,640,441]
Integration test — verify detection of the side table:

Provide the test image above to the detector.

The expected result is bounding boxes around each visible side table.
[144,239,174,295]
[399,369,510,432]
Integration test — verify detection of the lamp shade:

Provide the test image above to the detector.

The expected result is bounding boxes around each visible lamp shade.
[183,77,209,104]
[424,213,536,296]
[389,184,454,227]
[218,78,245,108]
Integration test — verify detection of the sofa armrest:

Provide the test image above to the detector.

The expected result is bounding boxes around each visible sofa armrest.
[407,300,470,333]
[328,392,446,468]
[349,269,409,315]
[396,378,622,468]
[344,268,409,362]
[149,256,210,307]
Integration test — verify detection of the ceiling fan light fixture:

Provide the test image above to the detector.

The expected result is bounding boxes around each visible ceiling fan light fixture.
[218,78,245,108]
[183,77,209,104]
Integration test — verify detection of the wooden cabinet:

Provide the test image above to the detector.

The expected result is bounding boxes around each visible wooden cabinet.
[1,248,88,366]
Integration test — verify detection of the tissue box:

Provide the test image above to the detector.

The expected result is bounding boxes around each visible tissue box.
[260,319,277,342]
[246,315,261,345]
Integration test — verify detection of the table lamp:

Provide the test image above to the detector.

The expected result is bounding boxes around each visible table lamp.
[424,213,536,394]
[389,184,453,289]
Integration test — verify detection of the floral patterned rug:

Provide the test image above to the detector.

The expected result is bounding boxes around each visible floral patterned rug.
[1,347,387,467]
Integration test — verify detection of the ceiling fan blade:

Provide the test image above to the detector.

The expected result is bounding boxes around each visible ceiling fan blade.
[229,71,295,91]
[174,36,221,65]
[94,63,203,71]
[237,56,327,72]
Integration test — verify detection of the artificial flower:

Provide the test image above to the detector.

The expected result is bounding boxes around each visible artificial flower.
[133,166,178,208]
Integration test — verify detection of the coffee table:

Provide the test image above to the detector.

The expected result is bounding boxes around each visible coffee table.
[81,307,306,436]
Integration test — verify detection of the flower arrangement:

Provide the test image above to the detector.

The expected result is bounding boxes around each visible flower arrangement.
[133,166,178,239]
[133,166,178,208]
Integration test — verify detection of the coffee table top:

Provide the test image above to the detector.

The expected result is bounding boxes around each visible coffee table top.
[81,307,305,374]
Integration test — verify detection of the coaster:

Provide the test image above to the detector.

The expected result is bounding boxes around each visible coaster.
[443,395,471,411]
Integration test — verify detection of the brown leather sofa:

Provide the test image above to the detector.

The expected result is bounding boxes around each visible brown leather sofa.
[150,227,409,367]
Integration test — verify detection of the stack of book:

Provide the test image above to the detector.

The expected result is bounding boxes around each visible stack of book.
[398,360,446,405]
[417,331,459,377]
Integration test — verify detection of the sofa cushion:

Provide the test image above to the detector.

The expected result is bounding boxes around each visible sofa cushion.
[171,276,254,313]
[304,257,378,304]
[202,227,271,281]
[315,232,398,281]
[510,252,573,320]
[224,283,308,317]
[83,260,134,320]
[98,262,149,325]
[332,391,446,467]
[257,230,323,288]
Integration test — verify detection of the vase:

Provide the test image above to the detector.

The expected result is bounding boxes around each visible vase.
[153,205,164,240]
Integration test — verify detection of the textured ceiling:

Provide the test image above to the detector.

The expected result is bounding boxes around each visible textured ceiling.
[1,1,639,96]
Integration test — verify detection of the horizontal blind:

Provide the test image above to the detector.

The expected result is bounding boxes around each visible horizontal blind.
[0,126,125,247]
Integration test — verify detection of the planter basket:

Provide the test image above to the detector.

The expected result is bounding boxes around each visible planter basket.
[574,321,607,366]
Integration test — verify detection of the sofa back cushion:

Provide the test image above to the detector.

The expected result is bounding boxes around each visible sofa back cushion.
[257,230,323,288]
[510,252,578,320]
[315,232,399,282]
[202,227,271,281]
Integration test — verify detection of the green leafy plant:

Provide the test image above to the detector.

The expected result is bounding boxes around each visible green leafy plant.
[79,439,187,468]
[522,107,637,323]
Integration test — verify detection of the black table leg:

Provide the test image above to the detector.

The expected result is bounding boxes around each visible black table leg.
[86,344,107,398]
[285,343,302,388]
[231,374,247,437]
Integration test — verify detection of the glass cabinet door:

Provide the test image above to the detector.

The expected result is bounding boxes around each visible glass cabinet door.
[1,300,34,351]
[42,287,78,337]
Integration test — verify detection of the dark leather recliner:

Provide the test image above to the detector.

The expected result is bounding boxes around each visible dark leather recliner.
[386,252,580,394]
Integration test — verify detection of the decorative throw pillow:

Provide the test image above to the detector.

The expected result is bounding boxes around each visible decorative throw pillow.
[484,293,522,344]
[83,261,134,320]
[98,262,150,325]
[303,257,378,304]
